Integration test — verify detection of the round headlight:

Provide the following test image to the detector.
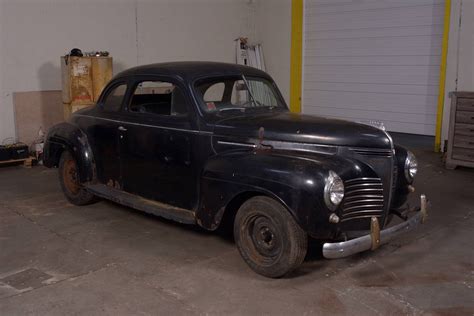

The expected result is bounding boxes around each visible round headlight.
[324,171,344,210]
[405,151,418,181]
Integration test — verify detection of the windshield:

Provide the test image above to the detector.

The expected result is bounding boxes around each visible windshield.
[194,76,287,114]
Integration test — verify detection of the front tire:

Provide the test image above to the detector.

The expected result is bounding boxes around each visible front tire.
[234,196,307,278]
[58,151,97,205]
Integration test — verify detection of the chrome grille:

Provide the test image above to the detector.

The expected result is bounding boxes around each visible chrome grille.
[340,177,384,222]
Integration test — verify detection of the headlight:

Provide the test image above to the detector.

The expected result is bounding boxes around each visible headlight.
[404,151,418,181]
[324,171,344,210]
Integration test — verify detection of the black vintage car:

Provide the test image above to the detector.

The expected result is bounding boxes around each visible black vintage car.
[44,62,427,278]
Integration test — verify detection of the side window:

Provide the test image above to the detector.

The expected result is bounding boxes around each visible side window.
[103,84,127,112]
[129,81,188,116]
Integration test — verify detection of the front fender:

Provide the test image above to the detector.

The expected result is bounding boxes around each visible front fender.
[44,122,95,183]
[197,149,377,238]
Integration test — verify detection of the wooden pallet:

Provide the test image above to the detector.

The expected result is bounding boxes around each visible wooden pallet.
[0,156,34,168]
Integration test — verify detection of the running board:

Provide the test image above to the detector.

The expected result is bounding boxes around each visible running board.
[86,184,196,225]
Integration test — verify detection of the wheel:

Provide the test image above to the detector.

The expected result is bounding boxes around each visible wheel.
[58,151,97,205]
[234,196,308,278]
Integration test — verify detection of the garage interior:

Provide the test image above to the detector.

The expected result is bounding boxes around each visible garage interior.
[0,0,473,315]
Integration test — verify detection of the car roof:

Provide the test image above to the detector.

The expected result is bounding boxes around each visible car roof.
[113,61,272,82]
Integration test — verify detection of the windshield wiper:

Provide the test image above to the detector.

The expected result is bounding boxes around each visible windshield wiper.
[262,105,278,110]
[244,105,280,112]
[218,107,246,113]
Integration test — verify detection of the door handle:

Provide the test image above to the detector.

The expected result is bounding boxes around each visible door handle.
[118,126,127,132]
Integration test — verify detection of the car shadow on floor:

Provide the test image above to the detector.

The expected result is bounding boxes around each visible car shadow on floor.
[99,198,331,276]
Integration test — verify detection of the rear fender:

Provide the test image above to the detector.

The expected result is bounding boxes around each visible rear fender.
[43,122,95,183]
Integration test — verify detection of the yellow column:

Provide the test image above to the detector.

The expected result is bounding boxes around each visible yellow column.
[435,0,451,152]
[290,0,303,113]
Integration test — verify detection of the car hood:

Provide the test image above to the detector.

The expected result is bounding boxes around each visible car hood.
[212,112,392,148]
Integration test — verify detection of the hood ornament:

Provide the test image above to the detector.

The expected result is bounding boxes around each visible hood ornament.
[257,127,272,151]
[360,120,386,131]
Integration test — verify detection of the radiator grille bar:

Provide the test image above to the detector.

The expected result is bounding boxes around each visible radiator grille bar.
[340,177,384,222]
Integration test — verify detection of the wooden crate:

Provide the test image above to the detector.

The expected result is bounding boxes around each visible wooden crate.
[445,91,474,169]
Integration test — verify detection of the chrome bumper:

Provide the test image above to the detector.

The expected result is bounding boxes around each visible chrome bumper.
[323,194,428,259]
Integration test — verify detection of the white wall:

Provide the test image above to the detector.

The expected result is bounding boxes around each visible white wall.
[138,1,255,64]
[6,0,464,143]
[441,0,474,147]
[255,0,292,103]
[0,0,255,141]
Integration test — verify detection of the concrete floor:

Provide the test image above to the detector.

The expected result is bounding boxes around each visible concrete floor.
[0,140,473,315]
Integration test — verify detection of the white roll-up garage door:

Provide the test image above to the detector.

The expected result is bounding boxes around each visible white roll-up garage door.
[302,0,445,135]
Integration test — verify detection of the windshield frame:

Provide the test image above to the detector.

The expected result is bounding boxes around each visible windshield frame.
[192,74,288,118]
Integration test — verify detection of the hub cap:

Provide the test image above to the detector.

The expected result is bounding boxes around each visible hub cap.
[247,214,282,261]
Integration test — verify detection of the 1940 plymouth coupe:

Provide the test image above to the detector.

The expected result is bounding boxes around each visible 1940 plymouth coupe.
[44,62,427,278]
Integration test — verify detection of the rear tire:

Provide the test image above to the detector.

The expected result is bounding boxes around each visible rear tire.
[234,196,307,278]
[58,151,97,206]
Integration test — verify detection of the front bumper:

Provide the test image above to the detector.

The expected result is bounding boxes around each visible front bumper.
[323,194,428,259]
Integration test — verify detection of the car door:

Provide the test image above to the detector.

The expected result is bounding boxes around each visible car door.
[120,78,198,210]
[89,81,129,186]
